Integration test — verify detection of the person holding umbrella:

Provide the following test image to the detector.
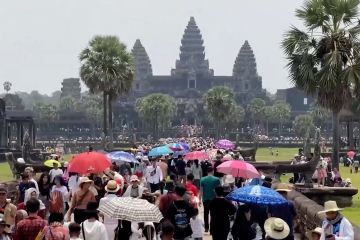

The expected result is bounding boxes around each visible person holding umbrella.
[99,180,121,240]
[268,183,296,240]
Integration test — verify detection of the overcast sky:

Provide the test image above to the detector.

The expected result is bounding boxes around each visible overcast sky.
[0,0,304,95]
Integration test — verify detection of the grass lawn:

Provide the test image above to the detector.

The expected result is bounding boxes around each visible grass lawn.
[0,148,359,225]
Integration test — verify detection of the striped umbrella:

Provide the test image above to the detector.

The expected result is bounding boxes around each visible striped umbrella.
[98,197,163,223]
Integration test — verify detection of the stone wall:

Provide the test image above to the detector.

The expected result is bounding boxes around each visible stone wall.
[287,190,360,239]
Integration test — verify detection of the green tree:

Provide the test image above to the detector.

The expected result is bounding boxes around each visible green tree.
[204,86,236,137]
[226,105,245,130]
[310,102,331,127]
[3,81,12,93]
[264,106,275,135]
[247,98,266,126]
[80,35,134,146]
[59,96,76,112]
[272,101,291,135]
[38,104,57,127]
[3,94,24,110]
[136,93,177,139]
[282,0,360,168]
[293,114,316,138]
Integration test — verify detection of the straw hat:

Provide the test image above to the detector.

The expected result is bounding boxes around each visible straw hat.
[78,177,93,187]
[306,227,322,239]
[264,217,290,240]
[275,183,292,192]
[318,200,343,214]
[130,175,140,183]
[105,180,120,193]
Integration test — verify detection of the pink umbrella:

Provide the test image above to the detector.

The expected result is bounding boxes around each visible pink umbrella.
[216,139,235,150]
[185,151,209,161]
[347,151,356,158]
[216,160,260,179]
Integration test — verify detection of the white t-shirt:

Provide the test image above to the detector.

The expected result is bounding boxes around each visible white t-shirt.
[51,185,69,202]
[49,168,64,182]
[145,166,163,184]
[81,220,109,240]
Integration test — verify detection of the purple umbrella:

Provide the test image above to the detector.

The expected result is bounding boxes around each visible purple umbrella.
[216,139,235,150]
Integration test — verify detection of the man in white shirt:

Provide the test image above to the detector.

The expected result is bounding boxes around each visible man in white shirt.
[49,162,64,183]
[145,158,163,193]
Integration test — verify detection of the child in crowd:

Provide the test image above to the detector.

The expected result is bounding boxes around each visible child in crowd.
[190,208,204,240]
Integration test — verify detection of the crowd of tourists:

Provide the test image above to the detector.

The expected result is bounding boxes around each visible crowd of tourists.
[0,137,355,240]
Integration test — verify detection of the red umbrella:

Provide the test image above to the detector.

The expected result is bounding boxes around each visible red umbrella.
[68,152,111,174]
[216,160,259,179]
[347,151,356,158]
[184,151,209,161]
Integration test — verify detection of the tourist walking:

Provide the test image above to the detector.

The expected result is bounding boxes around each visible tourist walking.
[51,175,69,214]
[264,217,290,240]
[49,162,64,183]
[18,188,46,218]
[80,202,109,240]
[123,175,146,198]
[268,183,296,240]
[191,160,202,189]
[25,167,39,192]
[145,159,163,193]
[0,187,16,234]
[190,208,204,240]
[319,200,354,240]
[175,155,187,184]
[43,213,70,240]
[38,173,51,210]
[159,181,180,219]
[231,204,256,240]
[14,199,47,240]
[167,185,196,240]
[199,167,220,232]
[68,222,81,240]
[209,186,236,240]
[0,219,11,240]
[99,180,121,240]
[18,172,36,203]
[67,177,96,224]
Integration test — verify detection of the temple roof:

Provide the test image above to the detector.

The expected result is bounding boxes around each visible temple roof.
[173,17,212,75]
[131,39,153,77]
[233,40,258,77]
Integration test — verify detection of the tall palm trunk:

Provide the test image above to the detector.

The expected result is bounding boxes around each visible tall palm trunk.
[108,95,114,149]
[103,92,108,135]
[332,110,340,169]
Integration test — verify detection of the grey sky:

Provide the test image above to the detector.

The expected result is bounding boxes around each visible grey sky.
[0,0,303,95]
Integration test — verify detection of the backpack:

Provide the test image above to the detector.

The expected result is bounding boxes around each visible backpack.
[172,202,189,230]
[49,191,64,214]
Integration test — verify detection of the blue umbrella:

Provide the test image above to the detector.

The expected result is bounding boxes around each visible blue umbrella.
[226,185,288,206]
[148,146,174,157]
[248,178,264,186]
[107,151,137,163]
[179,142,190,151]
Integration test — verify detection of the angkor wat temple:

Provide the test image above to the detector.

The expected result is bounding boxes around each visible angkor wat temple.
[119,17,266,125]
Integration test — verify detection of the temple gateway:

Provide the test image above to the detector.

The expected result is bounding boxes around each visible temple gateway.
[123,17,266,126]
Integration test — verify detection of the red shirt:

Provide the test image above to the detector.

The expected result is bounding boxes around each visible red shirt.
[159,192,180,218]
[15,216,47,240]
[185,181,199,196]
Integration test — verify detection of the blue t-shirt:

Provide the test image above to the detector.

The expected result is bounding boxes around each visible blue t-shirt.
[200,175,221,201]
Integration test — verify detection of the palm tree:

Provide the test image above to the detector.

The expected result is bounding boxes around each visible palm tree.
[3,81,12,93]
[247,98,266,127]
[79,35,134,145]
[272,101,291,136]
[282,0,360,168]
[136,93,177,139]
[204,86,236,138]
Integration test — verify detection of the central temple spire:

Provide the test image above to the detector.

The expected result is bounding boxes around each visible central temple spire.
[172,17,213,77]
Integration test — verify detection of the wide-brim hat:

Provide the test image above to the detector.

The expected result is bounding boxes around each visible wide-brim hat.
[275,183,292,192]
[264,217,290,240]
[306,227,322,239]
[78,177,93,187]
[130,175,140,183]
[318,200,343,214]
[105,180,120,193]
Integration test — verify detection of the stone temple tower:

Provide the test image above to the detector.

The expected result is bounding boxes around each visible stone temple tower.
[131,39,153,92]
[233,40,262,92]
[172,17,214,80]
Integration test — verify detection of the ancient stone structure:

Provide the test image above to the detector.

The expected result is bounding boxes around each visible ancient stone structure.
[125,17,266,126]
[60,78,81,100]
